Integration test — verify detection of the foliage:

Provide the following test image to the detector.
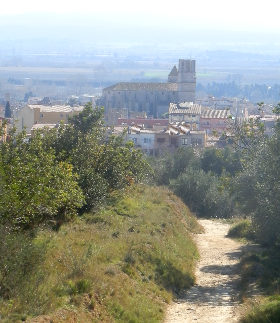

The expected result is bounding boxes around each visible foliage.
[227,219,255,240]
[0,103,149,230]
[0,186,201,322]
[241,296,280,323]
[0,226,47,301]
[201,147,242,176]
[239,248,280,322]
[232,117,280,245]
[170,168,234,218]
[45,103,150,210]
[152,146,238,218]
[0,130,84,230]
[152,147,198,185]
[197,82,280,103]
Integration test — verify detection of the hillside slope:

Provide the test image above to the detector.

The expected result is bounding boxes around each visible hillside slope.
[0,185,202,323]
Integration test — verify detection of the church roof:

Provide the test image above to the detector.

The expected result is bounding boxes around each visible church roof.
[168,65,178,76]
[104,82,178,92]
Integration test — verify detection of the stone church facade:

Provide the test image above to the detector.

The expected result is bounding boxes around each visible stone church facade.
[99,59,196,118]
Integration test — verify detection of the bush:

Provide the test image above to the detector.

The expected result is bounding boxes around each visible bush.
[170,168,234,218]
[0,131,84,230]
[46,103,150,211]
[228,219,255,240]
[241,296,280,323]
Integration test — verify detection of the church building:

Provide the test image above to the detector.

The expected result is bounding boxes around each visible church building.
[100,59,196,118]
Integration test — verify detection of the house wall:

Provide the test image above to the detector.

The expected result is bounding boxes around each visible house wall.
[15,106,35,133]
[179,132,206,148]
[126,132,155,155]
[169,113,200,127]
[15,106,81,134]
[200,118,229,133]
[33,109,72,124]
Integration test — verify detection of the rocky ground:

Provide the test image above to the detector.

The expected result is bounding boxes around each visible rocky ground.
[165,219,243,323]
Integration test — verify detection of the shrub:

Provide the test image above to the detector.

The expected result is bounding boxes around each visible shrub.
[0,131,84,230]
[241,296,280,323]
[170,168,234,218]
[228,219,255,240]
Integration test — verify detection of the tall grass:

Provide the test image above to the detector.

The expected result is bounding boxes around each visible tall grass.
[0,185,202,322]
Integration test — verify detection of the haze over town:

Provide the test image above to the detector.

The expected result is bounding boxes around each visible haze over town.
[0,0,280,102]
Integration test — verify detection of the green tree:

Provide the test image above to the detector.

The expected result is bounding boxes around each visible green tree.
[4,101,12,118]
[232,104,280,245]
[201,147,241,176]
[43,103,150,210]
[0,130,84,230]
[170,168,233,218]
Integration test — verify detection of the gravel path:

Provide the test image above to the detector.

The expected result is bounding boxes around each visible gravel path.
[165,219,243,323]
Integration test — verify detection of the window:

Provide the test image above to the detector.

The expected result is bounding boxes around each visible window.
[132,138,137,144]
[192,138,202,146]
[182,138,189,145]
[60,113,64,118]
[40,113,43,118]
[144,138,151,144]
[157,138,165,143]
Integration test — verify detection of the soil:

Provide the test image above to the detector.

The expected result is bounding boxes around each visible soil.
[165,219,243,323]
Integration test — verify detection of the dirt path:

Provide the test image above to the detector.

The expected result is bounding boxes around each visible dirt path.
[165,219,243,323]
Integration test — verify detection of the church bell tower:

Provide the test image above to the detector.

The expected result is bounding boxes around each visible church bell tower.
[177,59,196,103]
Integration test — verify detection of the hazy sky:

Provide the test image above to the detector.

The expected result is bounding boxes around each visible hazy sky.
[1,0,280,32]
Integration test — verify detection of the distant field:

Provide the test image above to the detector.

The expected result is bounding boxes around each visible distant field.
[143,70,169,79]
[0,64,279,91]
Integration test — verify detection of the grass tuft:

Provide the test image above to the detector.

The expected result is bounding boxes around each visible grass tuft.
[227,218,255,241]
[241,296,280,323]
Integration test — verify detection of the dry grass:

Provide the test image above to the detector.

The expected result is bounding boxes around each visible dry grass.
[0,185,202,323]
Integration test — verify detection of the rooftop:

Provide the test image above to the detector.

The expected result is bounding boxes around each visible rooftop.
[27,105,84,113]
[168,65,178,76]
[169,102,202,115]
[201,108,231,119]
[169,103,231,119]
[104,82,178,92]
[31,124,57,130]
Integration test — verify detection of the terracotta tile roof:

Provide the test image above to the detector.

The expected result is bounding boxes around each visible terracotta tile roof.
[201,108,231,119]
[169,102,202,115]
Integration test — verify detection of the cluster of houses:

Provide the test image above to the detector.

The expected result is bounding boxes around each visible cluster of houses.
[111,102,232,155]
[4,100,279,155]
[4,58,278,154]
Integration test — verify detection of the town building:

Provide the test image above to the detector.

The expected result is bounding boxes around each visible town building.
[114,121,206,156]
[117,118,169,128]
[169,102,231,134]
[15,105,83,134]
[169,102,201,127]
[196,96,250,119]
[99,59,196,118]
